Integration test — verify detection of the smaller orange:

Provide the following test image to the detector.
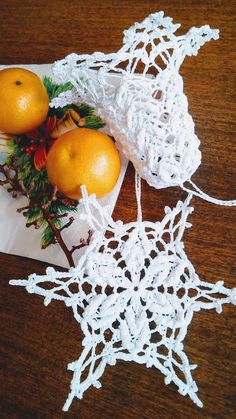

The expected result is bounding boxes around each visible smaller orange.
[0,67,49,134]
[46,128,121,199]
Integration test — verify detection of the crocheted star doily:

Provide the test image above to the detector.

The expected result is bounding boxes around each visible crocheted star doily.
[8,10,236,412]
[10,186,236,411]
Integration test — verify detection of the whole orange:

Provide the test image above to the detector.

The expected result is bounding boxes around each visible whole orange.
[46,128,121,199]
[0,67,49,134]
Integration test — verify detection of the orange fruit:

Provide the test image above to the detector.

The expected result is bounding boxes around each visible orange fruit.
[46,128,121,199]
[0,67,49,134]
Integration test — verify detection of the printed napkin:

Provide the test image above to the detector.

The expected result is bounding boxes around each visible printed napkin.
[0,64,128,268]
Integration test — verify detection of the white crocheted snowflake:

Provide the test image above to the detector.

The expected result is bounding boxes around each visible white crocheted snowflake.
[51,11,219,190]
[10,191,236,411]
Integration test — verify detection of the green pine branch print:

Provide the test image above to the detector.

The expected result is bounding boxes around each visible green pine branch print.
[0,74,106,267]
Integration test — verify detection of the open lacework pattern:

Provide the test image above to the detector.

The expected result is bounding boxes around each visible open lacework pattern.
[10,187,236,411]
[9,11,236,411]
[51,11,219,190]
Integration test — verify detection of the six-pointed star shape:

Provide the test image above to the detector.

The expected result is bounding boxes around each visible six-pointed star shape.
[10,193,236,411]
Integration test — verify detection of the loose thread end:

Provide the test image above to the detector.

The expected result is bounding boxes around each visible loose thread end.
[182,181,236,207]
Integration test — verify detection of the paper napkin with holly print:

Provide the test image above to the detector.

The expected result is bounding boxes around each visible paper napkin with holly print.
[0,64,128,268]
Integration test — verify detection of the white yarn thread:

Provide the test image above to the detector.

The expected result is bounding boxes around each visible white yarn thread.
[182,180,236,206]
[135,171,142,222]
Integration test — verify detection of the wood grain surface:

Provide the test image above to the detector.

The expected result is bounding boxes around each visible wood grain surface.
[0,1,236,418]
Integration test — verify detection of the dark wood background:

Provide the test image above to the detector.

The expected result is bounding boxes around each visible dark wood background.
[0,1,236,418]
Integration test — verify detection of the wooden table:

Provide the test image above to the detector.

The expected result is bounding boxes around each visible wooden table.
[0,1,235,418]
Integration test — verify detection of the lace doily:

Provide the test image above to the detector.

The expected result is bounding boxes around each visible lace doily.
[8,11,236,411]
[10,178,236,411]
[51,11,219,191]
